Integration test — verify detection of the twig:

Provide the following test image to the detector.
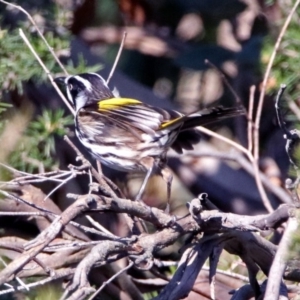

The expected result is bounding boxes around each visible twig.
[63,136,117,198]
[205,59,244,108]
[0,189,57,215]
[0,258,29,291]
[196,125,274,211]
[0,268,74,295]
[88,261,134,300]
[96,160,124,198]
[0,0,68,75]
[202,266,250,282]
[18,29,75,115]
[44,173,76,201]
[106,31,127,84]
[196,126,253,161]
[264,217,297,300]
[253,0,300,162]
[252,162,274,212]
[0,211,48,217]
[63,136,136,233]
[275,84,288,133]
[248,86,255,153]
[275,84,300,170]
[0,189,130,240]
[85,215,116,236]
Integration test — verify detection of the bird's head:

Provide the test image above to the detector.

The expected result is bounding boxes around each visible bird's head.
[54,73,114,111]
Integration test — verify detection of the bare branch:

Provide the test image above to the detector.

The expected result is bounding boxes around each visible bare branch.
[264,217,298,300]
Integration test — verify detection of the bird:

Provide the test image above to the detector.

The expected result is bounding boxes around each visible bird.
[55,72,244,212]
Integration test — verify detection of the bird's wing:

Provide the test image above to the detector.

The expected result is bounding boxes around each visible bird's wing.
[85,98,184,135]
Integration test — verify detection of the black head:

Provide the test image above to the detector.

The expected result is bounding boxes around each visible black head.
[55,73,114,111]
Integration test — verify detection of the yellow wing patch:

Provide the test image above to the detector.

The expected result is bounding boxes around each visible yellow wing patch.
[160,117,182,129]
[99,98,142,110]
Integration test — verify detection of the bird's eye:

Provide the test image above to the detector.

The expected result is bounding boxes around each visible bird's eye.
[68,84,73,90]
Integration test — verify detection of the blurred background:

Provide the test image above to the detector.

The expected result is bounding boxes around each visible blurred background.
[0,0,299,298]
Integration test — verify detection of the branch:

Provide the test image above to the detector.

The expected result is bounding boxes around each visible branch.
[264,217,298,300]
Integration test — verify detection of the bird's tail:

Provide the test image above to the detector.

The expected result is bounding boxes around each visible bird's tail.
[171,106,244,154]
[181,106,245,130]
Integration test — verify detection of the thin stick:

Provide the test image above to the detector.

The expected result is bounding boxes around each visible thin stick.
[197,125,274,211]
[0,258,29,291]
[248,85,255,153]
[0,269,74,295]
[205,59,244,107]
[0,190,56,214]
[0,212,47,217]
[250,86,274,212]
[253,0,300,162]
[202,266,250,282]
[106,31,127,84]
[88,261,134,300]
[85,215,116,236]
[265,217,297,299]
[196,126,253,161]
[275,84,288,133]
[252,161,274,212]
[63,136,119,198]
[19,29,75,115]
[43,173,75,201]
[0,0,68,75]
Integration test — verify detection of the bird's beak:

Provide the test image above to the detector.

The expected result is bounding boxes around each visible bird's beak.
[54,77,66,85]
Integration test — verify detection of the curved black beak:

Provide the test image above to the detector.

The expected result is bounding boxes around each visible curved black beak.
[54,77,66,85]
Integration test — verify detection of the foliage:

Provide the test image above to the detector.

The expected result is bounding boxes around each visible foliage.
[0,28,101,94]
[263,22,300,95]
[0,102,11,131]
[8,109,73,172]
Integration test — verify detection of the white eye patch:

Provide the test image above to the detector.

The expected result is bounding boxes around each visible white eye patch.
[73,75,92,91]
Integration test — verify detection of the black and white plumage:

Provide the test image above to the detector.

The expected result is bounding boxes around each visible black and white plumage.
[55,72,244,208]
